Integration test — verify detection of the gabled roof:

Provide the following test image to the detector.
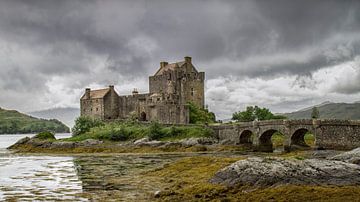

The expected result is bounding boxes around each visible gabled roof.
[155,61,186,76]
[81,88,110,100]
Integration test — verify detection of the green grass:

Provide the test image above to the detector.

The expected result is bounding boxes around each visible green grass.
[34,131,56,140]
[0,107,70,134]
[64,122,214,142]
[271,132,315,147]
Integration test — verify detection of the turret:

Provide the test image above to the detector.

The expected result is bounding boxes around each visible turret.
[184,56,192,64]
[85,88,91,99]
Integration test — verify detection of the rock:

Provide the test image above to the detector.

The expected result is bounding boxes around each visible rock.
[329,147,360,164]
[50,141,75,149]
[179,137,218,147]
[27,138,51,147]
[133,137,164,147]
[7,137,30,149]
[78,139,103,146]
[134,137,150,145]
[154,190,161,198]
[179,138,199,147]
[210,157,360,187]
[311,150,341,159]
[197,137,218,145]
[159,142,182,149]
[219,139,235,145]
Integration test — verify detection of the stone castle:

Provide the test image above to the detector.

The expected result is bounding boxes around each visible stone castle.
[80,56,204,124]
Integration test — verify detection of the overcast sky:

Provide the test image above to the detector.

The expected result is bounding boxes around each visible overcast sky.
[0,0,360,119]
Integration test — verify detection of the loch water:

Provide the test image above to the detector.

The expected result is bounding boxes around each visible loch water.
[0,134,215,201]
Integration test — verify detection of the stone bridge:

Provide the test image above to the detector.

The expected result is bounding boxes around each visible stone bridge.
[210,119,360,152]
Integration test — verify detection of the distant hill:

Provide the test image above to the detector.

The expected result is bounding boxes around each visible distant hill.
[29,107,79,128]
[0,107,70,134]
[283,102,360,120]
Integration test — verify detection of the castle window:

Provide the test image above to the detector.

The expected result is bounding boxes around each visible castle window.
[191,88,194,96]
[96,108,99,111]
[157,98,160,101]
[91,108,93,112]
[168,73,171,80]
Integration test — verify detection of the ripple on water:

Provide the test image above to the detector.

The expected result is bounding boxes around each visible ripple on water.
[0,153,86,201]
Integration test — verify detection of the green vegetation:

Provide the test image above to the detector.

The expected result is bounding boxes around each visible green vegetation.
[72,116,104,136]
[232,106,287,122]
[284,102,360,120]
[188,102,216,124]
[146,156,360,202]
[0,107,70,134]
[68,119,214,142]
[271,132,315,148]
[311,106,320,119]
[34,131,56,140]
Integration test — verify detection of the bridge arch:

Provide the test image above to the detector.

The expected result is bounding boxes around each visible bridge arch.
[258,129,284,152]
[239,130,254,144]
[290,128,313,149]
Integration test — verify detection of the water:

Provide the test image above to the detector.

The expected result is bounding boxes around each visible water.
[0,134,201,201]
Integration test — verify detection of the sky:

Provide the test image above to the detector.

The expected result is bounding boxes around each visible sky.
[0,0,359,120]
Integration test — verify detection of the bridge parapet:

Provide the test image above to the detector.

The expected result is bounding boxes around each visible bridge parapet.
[210,119,360,152]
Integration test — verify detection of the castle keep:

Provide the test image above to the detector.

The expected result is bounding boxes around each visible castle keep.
[80,56,205,124]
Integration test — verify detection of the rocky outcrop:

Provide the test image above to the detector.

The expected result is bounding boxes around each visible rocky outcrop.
[7,136,30,149]
[178,137,218,147]
[329,147,360,164]
[210,157,360,187]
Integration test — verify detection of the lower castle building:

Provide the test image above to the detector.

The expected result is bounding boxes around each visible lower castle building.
[80,56,205,124]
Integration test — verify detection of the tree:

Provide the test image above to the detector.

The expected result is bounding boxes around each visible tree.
[188,102,216,124]
[311,107,320,119]
[232,106,286,122]
[72,116,104,136]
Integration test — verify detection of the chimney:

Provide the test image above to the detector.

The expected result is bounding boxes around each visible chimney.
[160,61,168,68]
[184,56,192,64]
[132,88,139,96]
[109,85,114,91]
[85,88,91,99]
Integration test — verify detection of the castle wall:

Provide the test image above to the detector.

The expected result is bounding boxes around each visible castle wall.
[118,94,148,119]
[180,71,205,108]
[80,98,105,119]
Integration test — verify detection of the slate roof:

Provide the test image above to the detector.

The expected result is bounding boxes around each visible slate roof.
[155,61,186,75]
[81,88,110,100]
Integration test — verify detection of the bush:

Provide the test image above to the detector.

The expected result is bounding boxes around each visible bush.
[188,102,216,124]
[72,116,104,136]
[34,131,56,140]
[148,122,165,140]
[109,127,130,141]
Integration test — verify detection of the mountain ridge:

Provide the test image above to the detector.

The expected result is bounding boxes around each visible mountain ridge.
[283,102,360,120]
[0,107,70,134]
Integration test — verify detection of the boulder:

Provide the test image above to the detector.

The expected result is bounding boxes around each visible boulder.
[329,147,360,164]
[210,157,360,187]
[78,139,103,147]
[50,141,75,149]
[134,137,150,145]
[7,136,30,149]
[179,137,218,147]
[178,138,199,147]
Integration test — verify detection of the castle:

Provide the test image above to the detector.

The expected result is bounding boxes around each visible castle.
[80,56,205,124]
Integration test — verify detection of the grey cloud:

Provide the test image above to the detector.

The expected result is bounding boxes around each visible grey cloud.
[0,0,359,115]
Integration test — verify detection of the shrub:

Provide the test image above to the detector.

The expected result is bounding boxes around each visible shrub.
[34,131,56,140]
[72,116,104,136]
[109,127,130,141]
[148,122,164,140]
[188,102,216,124]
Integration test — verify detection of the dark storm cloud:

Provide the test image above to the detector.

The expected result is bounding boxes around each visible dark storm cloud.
[0,0,360,113]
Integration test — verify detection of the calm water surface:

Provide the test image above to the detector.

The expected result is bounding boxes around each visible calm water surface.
[0,134,216,201]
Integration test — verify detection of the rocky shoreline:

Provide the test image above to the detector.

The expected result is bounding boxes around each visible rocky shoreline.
[6,134,360,201]
[7,135,240,154]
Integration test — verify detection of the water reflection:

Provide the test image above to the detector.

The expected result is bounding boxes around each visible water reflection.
[0,153,86,201]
